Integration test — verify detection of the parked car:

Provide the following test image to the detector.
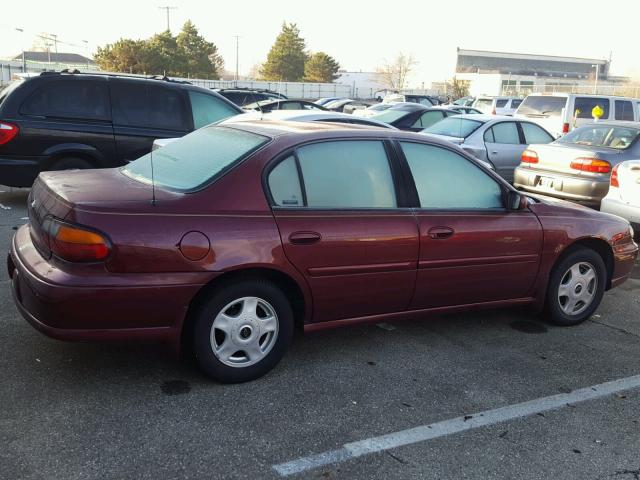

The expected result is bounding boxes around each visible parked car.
[215,88,287,107]
[452,96,475,107]
[315,97,343,106]
[0,71,242,187]
[243,99,328,112]
[323,99,375,114]
[514,122,640,207]
[353,102,414,118]
[515,93,640,138]
[422,114,554,182]
[601,160,640,232]
[473,96,522,116]
[222,110,396,129]
[369,104,459,132]
[383,93,441,106]
[9,120,637,383]
[448,106,483,115]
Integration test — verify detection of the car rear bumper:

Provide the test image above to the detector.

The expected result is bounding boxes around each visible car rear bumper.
[8,225,210,350]
[514,167,609,206]
[601,197,640,226]
[0,157,40,187]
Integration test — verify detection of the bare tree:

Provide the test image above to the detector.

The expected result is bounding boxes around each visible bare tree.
[376,53,418,90]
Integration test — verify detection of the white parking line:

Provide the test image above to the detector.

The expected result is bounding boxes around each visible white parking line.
[273,374,640,476]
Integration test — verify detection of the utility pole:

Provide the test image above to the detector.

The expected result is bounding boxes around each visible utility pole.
[233,35,241,83]
[591,64,599,94]
[158,6,177,31]
[15,28,26,72]
[82,40,89,70]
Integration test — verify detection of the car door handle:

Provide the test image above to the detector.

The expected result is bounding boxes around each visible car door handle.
[428,226,454,239]
[289,231,322,245]
[490,150,499,154]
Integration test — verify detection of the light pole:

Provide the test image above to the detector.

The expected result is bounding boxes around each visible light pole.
[233,35,241,83]
[591,64,599,94]
[15,28,26,72]
[82,40,89,70]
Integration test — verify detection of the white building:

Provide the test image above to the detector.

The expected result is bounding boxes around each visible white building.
[334,71,386,99]
[455,48,628,96]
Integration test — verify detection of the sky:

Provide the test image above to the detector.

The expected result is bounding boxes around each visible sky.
[1,0,639,86]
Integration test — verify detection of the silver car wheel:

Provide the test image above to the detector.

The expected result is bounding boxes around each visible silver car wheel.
[557,262,597,316]
[210,296,279,368]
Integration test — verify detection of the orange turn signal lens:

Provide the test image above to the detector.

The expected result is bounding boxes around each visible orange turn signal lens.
[49,221,111,262]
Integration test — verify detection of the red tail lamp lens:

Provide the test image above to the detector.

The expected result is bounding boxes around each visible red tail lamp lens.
[521,149,538,164]
[49,221,110,262]
[570,158,611,174]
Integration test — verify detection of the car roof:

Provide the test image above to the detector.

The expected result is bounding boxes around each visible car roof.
[222,110,396,129]
[388,104,447,112]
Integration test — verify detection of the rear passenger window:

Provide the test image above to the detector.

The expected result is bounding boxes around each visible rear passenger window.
[189,91,239,129]
[296,141,396,208]
[268,156,303,207]
[111,82,148,127]
[485,122,520,144]
[615,100,634,121]
[521,123,553,144]
[21,81,110,120]
[574,97,610,119]
[511,99,522,109]
[495,99,508,108]
[147,86,189,130]
[401,142,503,209]
[412,111,444,129]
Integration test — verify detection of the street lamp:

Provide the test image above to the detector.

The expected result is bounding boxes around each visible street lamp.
[82,40,89,70]
[591,64,599,94]
[15,28,26,72]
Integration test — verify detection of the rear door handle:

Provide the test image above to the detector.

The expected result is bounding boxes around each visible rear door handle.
[289,231,322,245]
[428,226,454,239]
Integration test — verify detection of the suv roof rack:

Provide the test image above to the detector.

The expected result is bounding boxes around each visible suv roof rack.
[38,70,193,85]
[217,87,285,95]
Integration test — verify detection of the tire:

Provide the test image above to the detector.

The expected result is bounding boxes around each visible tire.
[193,279,294,383]
[545,247,607,326]
[49,157,94,171]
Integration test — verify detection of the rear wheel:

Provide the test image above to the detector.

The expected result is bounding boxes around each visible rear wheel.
[193,279,294,383]
[49,157,94,171]
[545,247,606,326]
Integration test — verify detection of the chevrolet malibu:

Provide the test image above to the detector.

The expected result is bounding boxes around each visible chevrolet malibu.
[8,121,638,383]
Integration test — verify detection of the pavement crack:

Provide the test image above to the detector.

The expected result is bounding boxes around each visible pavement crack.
[385,451,408,465]
[589,319,640,339]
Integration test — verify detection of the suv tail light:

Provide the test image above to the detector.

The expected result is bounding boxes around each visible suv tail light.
[562,122,570,134]
[570,158,611,174]
[0,122,19,146]
[521,149,538,164]
[491,107,497,115]
[45,218,111,262]
[610,164,620,187]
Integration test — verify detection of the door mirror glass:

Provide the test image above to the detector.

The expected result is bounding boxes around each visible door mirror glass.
[507,191,524,210]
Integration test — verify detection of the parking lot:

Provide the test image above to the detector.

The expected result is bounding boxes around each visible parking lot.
[0,185,639,479]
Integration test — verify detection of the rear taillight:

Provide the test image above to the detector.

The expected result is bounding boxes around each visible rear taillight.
[0,122,19,146]
[570,158,611,174]
[521,149,538,164]
[491,107,497,115]
[46,218,111,262]
[610,164,620,187]
[562,123,570,134]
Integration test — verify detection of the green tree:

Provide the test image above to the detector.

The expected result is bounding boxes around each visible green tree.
[304,52,340,83]
[177,20,223,79]
[261,22,307,81]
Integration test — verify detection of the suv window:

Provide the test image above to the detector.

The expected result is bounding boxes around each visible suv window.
[495,99,508,108]
[521,122,553,144]
[615,100,635,121]
[412,111,445,129]
[485,122,520,144]
[189,91,239,129]
[147,85,189,130]
[511,99,523,109]
[574,97,610,119]
[295,141,396,208]
[401,142,503,209]
[21,80,110,120]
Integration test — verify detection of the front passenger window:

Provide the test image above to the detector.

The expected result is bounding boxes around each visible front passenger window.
[401,142,503,209]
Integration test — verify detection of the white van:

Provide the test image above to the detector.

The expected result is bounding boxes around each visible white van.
[514,93,640,138]
[472,96,522,116]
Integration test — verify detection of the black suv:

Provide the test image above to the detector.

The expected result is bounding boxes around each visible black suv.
[215,88,287,107]
[0,72,243,187]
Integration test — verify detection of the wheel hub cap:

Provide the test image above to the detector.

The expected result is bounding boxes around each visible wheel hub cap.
[557,262,597,316]
[210,296,279,368]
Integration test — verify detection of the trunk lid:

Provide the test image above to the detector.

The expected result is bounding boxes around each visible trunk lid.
[525,143,620,177]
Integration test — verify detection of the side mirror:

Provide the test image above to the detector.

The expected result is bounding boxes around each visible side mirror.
[507,191,526,211]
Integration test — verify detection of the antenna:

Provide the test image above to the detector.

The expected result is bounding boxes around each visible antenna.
[150,147,157,206]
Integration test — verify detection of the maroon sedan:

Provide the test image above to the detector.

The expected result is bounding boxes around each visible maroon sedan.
[8,121,638,382]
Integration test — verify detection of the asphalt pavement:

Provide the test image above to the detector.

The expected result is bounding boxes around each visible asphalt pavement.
[1,186,640,480]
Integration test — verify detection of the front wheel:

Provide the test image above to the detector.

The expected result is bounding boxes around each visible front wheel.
[193,279,294,383]
[545,247,606,326]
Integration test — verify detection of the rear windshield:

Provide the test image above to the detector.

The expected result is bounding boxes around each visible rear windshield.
[122,126,269,192]
[423,117,484,138]
[517,96,566,116]
[557,125,640,150]
[370,109,411,124]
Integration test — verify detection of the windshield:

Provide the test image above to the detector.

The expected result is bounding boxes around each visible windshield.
[423,117,484,138]
[122,126,269,192]
[557,125,640,150]
[517,96,566,116]
[370,109,410,124]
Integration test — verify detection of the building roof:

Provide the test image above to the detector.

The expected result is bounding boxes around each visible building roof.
[457,48,608,65]
[12,51,95,65]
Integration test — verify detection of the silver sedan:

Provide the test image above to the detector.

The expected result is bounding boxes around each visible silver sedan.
[421,114,554,182]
